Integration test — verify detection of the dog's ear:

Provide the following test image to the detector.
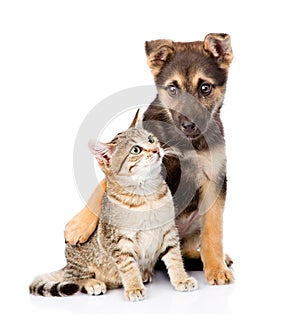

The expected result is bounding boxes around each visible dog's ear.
[145,40,175,75]
[203,33,233,68]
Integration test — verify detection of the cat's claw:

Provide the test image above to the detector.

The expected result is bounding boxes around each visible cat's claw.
[125,288,146,301]
[174,277,198,291]
[142,272,153,284]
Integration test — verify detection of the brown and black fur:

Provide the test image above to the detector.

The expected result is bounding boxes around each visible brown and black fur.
[142,33,234,284]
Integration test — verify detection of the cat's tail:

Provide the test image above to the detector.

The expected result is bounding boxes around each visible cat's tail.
[29,268,79,297]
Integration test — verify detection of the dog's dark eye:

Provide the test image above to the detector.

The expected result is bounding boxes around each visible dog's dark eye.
[167,85,177,96]
[200,82,213,96]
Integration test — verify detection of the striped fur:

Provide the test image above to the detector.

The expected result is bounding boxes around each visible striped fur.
[29,269,79,297]
[30,127,197,301]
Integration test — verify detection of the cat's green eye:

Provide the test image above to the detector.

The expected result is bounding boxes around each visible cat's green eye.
[148,135,155,144]
[130,145,142,155]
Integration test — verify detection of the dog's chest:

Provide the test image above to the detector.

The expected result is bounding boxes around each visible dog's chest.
[181,144,226,185]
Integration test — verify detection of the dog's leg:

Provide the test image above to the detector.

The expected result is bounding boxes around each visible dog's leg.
[64,179,106,245]
[200,193,234,285]
[181,232,201,259]
[181,232,233,271]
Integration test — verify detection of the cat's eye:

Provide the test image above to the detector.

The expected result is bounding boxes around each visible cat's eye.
[148,135,155,144]
[130,146,142,155]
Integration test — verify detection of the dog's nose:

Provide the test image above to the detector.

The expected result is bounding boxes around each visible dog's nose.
[181,121,196,133]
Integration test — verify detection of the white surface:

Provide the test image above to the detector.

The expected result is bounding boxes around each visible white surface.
[1,1,300,313]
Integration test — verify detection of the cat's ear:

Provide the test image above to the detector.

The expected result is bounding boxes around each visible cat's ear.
[128,108,140,128]
[88,140,114,164]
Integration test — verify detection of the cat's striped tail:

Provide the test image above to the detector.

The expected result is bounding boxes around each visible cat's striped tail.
[29,268,79,297]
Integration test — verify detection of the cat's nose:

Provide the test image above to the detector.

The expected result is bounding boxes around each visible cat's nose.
[153,147,160,155]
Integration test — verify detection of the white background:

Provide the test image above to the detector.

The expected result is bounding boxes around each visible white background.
[1,1,300,313]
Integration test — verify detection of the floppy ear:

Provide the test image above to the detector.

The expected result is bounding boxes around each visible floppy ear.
[128,108,140,128]
[88,140,114,164]
[203,33,233,68]
[145,39,175,75]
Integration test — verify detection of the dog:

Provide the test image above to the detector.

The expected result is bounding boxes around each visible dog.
[65,33,234,285]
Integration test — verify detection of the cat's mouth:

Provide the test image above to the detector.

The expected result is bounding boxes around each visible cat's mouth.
[155,147,164,161]
[147,148,164,165]
[148,154,161,165]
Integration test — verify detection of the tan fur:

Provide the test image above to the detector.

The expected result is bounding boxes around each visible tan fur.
[31,128,197,300]
[191,70,215,88]
[181,232,201,259]
[64,180,104,245]
[165,71,186,89]
[200,194,234,285]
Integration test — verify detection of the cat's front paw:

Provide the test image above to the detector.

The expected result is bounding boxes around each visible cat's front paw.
[125,287,146,301]
[82,280,107,296]
[174,277,198,291]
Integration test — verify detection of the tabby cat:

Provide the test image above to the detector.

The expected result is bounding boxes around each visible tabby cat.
[29,126,197,301]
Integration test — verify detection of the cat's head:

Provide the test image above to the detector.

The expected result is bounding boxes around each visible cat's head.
[89,127,164,182]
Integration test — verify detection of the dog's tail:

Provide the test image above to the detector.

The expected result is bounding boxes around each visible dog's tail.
[29,268,79,297]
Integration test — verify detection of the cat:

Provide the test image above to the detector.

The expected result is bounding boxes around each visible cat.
[29,126,198,301]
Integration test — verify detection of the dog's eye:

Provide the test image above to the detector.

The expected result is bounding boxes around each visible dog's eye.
[200,82,213,96]
[167,85,177,96]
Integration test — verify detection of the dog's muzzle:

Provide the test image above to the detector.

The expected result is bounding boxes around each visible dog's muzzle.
[179,116,201,138]
[170,110,202,139]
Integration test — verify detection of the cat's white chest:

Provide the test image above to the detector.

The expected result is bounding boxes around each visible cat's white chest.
[133,226,169,268]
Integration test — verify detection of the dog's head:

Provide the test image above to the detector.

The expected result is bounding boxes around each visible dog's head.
[145,33,233,140]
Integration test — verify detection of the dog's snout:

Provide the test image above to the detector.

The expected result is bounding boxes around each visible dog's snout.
[182,121,196,132]
[170,109,202,139]
[179,119,201,138]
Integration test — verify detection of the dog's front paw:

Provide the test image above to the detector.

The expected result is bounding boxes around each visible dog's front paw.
[64,209,98,245]
[125,287,146,301]
[205,265,234,285]
[174,277,198,291]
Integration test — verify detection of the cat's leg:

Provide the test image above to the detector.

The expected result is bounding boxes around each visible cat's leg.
[113,252,146,301]
[161,228,198,291]
[64,179,106,245]
[78,278,107,296]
